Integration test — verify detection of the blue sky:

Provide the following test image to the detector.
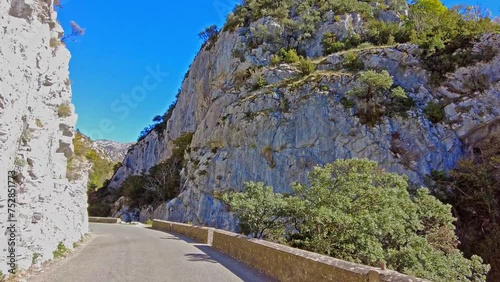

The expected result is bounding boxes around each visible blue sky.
[58,0,239,142]
[57,0,499,143]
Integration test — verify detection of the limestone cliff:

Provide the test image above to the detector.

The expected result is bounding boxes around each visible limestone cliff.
[93,139,133,163]
[0,0,88,273]
[108,10,500,231]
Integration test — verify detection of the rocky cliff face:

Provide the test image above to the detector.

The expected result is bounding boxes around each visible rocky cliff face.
[0,0,88,273]
[94,139,133,163]
[109,12,500,231]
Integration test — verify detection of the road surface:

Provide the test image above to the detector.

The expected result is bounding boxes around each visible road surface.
[28,223,274,282]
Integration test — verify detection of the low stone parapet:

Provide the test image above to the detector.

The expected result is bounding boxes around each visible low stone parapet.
[88,217,121,223]
[152,219,427,282]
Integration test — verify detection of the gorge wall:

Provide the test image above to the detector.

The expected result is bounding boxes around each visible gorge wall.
[108,10,500,231]
[0,0,88,274]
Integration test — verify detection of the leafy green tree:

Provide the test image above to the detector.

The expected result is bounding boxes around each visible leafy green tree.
[348,70,398,125]
[121,175,150,207]
[298,57,315,75]
[144,159,181,203]
[198,25,219,43]
[350,70,394,103]
[285,159,489,281]
[224,158,490,281]
[222,182,287,239]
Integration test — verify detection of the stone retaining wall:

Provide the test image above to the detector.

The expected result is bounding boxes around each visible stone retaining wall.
[152,220,426,282]
[153,220,209,244]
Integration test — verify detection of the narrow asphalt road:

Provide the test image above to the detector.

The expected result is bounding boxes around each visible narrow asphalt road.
[28,223,274,282]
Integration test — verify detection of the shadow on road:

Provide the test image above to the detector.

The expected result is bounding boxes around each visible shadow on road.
[184,253,218,263]
[156,231,275,282]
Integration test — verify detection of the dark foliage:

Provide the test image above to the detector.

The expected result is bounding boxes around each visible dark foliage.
[428,132,500,281]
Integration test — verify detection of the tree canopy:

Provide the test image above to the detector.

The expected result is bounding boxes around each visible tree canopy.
[223,158,490,281]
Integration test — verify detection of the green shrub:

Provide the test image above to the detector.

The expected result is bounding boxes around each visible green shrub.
[343,51,363,71]
[146,219,153,226]
[348,70,395,125]
[223,5,247,31]
[57,103,71,118]
[344,33,362,49]
[298,57,316,75]
[53,242,68,259]
[281,48,300,63]
[366,20,402,46]
[250,24,276,45]
[32,252,41,265]
[254,75,267,89]
[270,54,281,65]
[424,102,445,123]
[357,42,374,49]
[322,32,345,55]
[71,133,116,189]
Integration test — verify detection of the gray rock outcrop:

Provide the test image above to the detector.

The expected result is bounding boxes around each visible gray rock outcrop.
[108,15,500,231]
[93,139,133,163]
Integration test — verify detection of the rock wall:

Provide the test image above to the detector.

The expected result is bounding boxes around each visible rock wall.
[93,139,133,163]
[0,0,88,274]
[109,15,500,231]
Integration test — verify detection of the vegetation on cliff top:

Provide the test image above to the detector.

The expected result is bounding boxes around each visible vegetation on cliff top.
[218,0,499,86]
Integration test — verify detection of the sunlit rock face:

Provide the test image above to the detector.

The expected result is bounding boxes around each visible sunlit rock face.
[93,139,133,163]
[109,11,500,231]
[0,0,88,273]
